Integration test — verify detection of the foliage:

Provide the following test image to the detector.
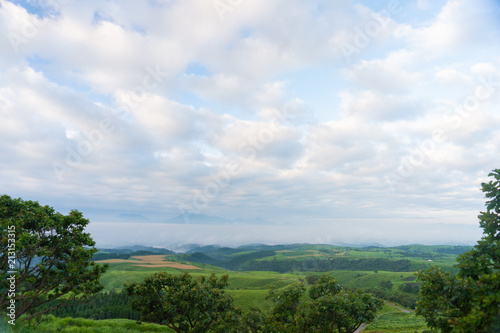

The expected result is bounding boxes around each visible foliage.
[124,272,240,333]
[240,307,269,333]
[309,275,382,333]
[92,253,135,261]
[171,250,276,270]
[164,243,462,274]
[2,315,175,332]
[0,195,108,322]
[364,311,428,332]
[305,274,321,285]
[379,280,394,291]
[366,288,418,309]
[92,249,174,261]
[417,169,500,332]
[37,290,140,320]
[398,282,420,294]
[434,246,473,256]
[265,282,309,332]
[240,274,383,333]
[417,266,473,331]
[240,257,415,273]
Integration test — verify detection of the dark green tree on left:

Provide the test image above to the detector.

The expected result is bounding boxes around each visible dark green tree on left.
[0,195,108,322]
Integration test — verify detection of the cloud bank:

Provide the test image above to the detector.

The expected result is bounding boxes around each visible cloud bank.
[1,0,499,246]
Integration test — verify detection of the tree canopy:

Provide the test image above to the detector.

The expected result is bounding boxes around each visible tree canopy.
[243,274,383,333]
[124,271,382,333]
[124,272,240,332]
[0,195,108,322]
[417,169,500,332]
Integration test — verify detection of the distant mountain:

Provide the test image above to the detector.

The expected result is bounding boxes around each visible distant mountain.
[186,245,226,254]
[165,213,231,224]
[117,213,149,221]
[164,213,270,225]
[334,242,386,248]
[234,217,269,225]
[171,243,291,254]
[93,245,174,261]
[115,245,174,254]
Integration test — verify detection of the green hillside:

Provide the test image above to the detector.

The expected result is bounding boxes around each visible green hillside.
[19,243,473,332]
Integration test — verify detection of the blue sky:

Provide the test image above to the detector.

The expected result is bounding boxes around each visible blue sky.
[1,0,499,247]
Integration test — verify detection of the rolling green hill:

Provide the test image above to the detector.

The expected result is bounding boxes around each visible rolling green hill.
[26,243,471,332]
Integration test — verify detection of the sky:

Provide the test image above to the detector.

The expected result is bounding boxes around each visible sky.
[1,0,500,248]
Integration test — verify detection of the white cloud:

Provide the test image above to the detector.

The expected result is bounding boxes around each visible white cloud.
[121,93,201,143]
[342,50,422,92]
[339,90,421,121]
[434,69,472,83]
[1,0,499,247]
[470,62,497,76]
[405,0,498,55]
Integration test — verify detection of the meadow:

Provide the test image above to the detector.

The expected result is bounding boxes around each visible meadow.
[10,243,471,332]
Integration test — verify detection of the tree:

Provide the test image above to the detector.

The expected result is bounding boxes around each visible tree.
[417,266,474,332]
[308,275,383,333]
[417,169,500,332]
[265,282,309,332]
[124,272,240,332]
[305,274,321,286]
[0,195,108,322]
[378,280,393,291]
[242,274,382,333]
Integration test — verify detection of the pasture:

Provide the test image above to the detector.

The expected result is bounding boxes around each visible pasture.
[87,243,470,331]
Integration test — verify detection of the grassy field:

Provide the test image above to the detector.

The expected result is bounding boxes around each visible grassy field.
[99,262,300,312]
[3,305,427,333]
[1,316,174,333]
[96,245,451,293]
[364,306,428,332]
[29,243,468,332]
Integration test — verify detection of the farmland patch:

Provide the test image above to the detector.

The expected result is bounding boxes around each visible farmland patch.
[96,255,201,270]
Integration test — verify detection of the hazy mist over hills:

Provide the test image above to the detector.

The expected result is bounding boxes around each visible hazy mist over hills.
[87,219,482,249]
